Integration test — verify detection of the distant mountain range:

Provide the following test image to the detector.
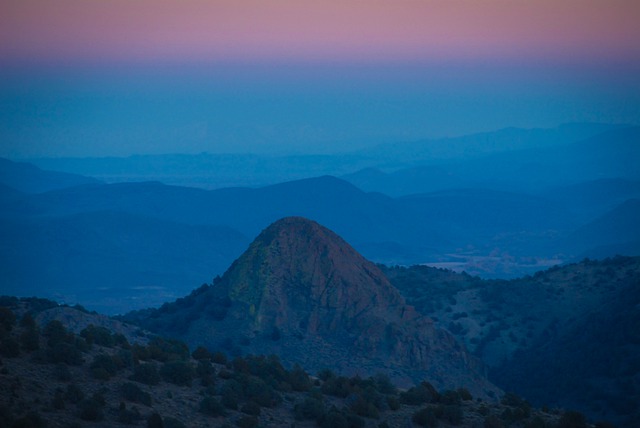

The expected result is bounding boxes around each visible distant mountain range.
[2,127,640,314]
[0,157,101,193]
[23,123,636,191]
[344,126,640,196]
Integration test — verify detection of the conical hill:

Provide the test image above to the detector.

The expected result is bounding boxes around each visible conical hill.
[130,217,499,398]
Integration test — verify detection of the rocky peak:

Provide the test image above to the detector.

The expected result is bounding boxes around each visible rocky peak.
[135,217,500,398]
[220,216,410,335]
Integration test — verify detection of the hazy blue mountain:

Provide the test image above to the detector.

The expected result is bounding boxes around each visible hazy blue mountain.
[0,157,101,193]
[343,126,640,196]
[356,122,622,167]
[342,165,467,196]
[28,152,374,190]
[4,158,638,311]
[564,199,640,258]
[457,126,640,188]
[0,211,249,314]
[0,183,42,218]
[538,178,640,223]
[24,123,624,191]
[19,175,578,270]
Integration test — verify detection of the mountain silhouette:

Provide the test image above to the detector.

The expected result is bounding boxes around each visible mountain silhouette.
[126,217,499,398]
[0,157,101,193]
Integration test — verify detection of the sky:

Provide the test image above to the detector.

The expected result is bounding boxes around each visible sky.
[1,0,639,157]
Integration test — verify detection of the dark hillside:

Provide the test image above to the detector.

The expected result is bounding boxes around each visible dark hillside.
[565,199,640,258]
[0,297,576,428]
[383,256,640,427]
[0,157,101,193]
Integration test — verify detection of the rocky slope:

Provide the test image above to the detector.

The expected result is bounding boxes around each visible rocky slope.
[383,256,640,427]
[125,217,499,399]
[1,297,578,428]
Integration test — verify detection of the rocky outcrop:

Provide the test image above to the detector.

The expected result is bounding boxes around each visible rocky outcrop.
[133,217,500,398]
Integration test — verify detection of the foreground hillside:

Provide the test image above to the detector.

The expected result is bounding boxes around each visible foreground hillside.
[0,297,582,428]
[383,256,640,427]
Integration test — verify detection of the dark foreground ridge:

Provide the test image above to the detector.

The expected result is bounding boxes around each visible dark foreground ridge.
[0,296,597,428]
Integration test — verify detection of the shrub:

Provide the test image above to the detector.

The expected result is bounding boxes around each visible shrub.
[321,375,352,398]
[131,362,161,385]
[241,401,261,416]
[199,396,227,417]
[243,375,282,407]
[161,360,194,386]
[295,396,325,420]
[457,388,473,401]
[288,364,312,391]
[192,346,212,360]
[318,408,349,428]
[236,416,259,428]
[121,382,153,406]
[442,404,463,425]
[80,325,115,347]
[114,348,134,370]
[54,363,72,382]
[387,395,400,411]
[49,342,83,365]
[350,393,380,419]
[346,413,366,428]
[484,415,505,428]
[211,351,227,364]
[197,360,215,386]
[163,416,187,428]
[52,389,66,410]
[90,353,118,380]
[501,392,528,407]
[117,402,141,424]
[64,384,85,404]
[11,410,47,428]
[132,344,150,362]
[0,336,20,357]
[147,412,163,428]
[318,368,335,381]
[146,336,190,362]
[400,382,439,405]
[43,320,71,346]
[79,396,104,421]
[374,373,397,395]
[413,407,439,428]
[524,416,548,428]
[0,307,16,333]
[557,411,587,428]
[19,326,39,352]
[220,379,243,409]
[439,390,462,405]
